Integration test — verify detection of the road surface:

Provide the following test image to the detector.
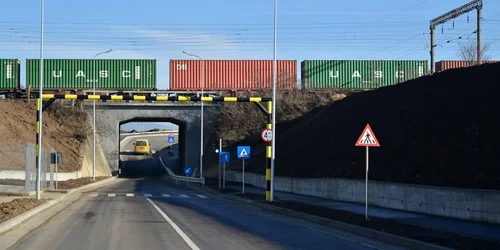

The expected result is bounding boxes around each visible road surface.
[7,177,408,250]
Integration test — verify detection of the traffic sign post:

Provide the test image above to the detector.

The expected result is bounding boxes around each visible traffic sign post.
[261,128,272,142]
[219,151,230,189]
[355,123,380,220]
[237,146,251,194]
[168,135,175,144]
[218,138,222,189]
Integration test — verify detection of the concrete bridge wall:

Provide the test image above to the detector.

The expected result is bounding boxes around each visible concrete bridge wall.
[86,104,216,173]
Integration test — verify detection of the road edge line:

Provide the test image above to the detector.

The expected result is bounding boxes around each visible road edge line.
[189,185,452,250]
[0,176,117,236]
[145,197,201,250]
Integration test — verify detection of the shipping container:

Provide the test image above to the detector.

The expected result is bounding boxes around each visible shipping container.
[301,60,429,90]
[0,59,21,90]
[26,59,157,90]
[169,59,297,91]
[435,60,499,72]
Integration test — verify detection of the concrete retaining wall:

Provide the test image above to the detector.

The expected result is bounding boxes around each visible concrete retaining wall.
[225,171,500,225]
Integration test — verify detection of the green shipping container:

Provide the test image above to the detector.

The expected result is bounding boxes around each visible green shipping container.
[0,59,21,90]
[26,59,156,90]
[301,60,429,90]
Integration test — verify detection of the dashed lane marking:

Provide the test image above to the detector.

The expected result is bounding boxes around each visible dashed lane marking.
[89,193,209,199]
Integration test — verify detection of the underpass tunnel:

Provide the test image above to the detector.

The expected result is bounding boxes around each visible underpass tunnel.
[118,118,185,178]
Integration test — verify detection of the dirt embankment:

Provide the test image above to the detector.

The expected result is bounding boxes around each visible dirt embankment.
[0,198,48,224]
[203,90,355,174]
[230,62,500,190]
[0,99,90,172]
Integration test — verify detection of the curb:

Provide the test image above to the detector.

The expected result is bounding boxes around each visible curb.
[194,186,452,250]
[0,176,117,235]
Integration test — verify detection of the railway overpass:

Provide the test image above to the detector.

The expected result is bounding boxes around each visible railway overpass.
[81,102,217,175]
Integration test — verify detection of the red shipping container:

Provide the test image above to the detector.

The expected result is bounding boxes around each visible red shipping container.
[435,60,499,72]
[169,59,297,90]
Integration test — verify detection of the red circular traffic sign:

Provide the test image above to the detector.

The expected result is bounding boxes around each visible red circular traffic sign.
[261,128,273,142]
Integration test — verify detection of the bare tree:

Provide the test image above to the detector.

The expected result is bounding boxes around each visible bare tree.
[457,39,492,66]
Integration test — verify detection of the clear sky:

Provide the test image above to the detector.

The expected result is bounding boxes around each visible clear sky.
[1,0,499,89]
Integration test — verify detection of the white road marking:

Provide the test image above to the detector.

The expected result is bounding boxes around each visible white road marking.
[146,198,200,250]
[108,193,116,197]
[179,194,189,198]
[144,194,152,197]
[90,193,98,197]
[162,194,171,197]
[126,193,134,197]
[359,243,383,250]
[196,195,207,199]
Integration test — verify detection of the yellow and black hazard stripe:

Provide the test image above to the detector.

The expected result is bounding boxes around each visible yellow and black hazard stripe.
[35,98,41,190]
[40,94,271,103]
[266,101,272,201]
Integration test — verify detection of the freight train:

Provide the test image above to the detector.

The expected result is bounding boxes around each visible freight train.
[1,58,497,98]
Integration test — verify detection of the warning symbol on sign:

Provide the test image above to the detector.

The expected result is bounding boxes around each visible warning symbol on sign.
[355,124,380,147]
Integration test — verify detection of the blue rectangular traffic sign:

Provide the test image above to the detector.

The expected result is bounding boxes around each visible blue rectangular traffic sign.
[168,135,175,143]
[219,152,230,163]
[237,146,250,159]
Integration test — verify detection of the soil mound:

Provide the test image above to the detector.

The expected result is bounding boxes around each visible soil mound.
[0,100,88,172]
[244,62,500,190]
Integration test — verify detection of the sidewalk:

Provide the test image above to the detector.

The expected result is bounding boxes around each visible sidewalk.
[224,184,500,243]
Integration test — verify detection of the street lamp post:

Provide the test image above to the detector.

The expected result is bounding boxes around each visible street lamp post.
[92,49,113,182]
[36,0,45,200]
[182,51,204,183]
[270,0,278,201]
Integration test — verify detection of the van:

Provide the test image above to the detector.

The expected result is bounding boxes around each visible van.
[133,139,151,155]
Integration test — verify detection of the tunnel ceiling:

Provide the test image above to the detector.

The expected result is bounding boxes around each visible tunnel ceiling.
[119,117,187,127]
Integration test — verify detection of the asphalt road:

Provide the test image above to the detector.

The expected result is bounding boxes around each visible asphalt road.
[7,176,408,250]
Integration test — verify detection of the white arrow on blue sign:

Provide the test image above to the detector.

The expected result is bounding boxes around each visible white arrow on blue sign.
[184,165,193,176]
[219,152,230,163]
[237,146,250,159]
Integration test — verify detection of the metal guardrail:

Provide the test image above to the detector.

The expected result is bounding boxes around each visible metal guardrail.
[158,156,205,185]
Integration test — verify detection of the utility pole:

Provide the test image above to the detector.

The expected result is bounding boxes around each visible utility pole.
[477,5,482,65]
[429,0,482,73]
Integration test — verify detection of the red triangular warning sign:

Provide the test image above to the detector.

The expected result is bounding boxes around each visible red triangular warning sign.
[355,124,380,147]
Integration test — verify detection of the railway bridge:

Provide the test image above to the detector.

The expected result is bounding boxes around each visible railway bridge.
[86,102,217,173]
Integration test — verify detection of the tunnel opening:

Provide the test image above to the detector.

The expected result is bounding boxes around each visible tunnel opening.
[118,118,185,178]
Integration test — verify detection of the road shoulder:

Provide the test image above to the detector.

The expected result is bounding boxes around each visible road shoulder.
[189,184,455,250]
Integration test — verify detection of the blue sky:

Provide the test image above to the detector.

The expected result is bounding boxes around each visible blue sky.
[1,0,499,89]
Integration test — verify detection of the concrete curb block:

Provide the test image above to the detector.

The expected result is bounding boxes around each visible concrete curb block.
[0,177,117,235]
[194,186,452,250]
